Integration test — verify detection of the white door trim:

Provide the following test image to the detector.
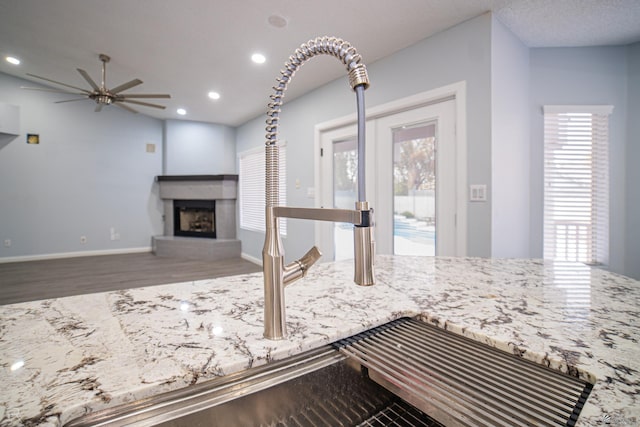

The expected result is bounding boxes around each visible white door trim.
[314,81,467,256]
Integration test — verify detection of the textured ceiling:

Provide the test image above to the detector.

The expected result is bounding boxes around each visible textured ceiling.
[496,0,640,47]
[0,0,638,126]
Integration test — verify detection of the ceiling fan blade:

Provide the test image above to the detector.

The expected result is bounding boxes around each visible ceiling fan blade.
[26,73,92,94]
[121,99,167,109]
[118,94,171,99]
[21,86,86,96]
[95,104,104,112]
[77,68,100,91]
[55,98,89,104]
[115,103,139,114]
[110,78,143,94]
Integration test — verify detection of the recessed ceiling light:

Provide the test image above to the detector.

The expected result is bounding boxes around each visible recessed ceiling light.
[177,108,187,115]
[5,56,20,65]
[208,91,221,100]
[251,53,266,64]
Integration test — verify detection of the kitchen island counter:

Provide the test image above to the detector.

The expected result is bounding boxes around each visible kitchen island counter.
[1,256,638,426]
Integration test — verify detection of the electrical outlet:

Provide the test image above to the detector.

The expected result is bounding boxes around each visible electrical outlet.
[110,227,121,241]
[146,143,156,153]
[80,236,87,244]
[3,239,11,247]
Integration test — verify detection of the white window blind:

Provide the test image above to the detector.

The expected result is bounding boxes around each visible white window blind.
[239,144,286,235]
[543,105,612,265]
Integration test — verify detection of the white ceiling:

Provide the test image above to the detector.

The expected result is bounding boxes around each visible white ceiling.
[1,0,639,127]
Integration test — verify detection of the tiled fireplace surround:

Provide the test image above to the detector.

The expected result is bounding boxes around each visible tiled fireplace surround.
[152,175,241,260]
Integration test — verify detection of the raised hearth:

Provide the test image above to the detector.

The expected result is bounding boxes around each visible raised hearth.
[153,175,240,261]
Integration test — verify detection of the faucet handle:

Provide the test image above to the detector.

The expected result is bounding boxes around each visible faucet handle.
[297,246,322,274]
[283,246,322,286]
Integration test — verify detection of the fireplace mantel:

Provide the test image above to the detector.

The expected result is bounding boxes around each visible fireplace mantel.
[156,174,238,201]
[156,174,238,182]
[153,174,240,260]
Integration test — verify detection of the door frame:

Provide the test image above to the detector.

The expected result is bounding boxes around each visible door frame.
[313,81,468,256]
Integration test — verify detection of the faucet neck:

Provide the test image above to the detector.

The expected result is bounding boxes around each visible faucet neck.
[264,37,370,208]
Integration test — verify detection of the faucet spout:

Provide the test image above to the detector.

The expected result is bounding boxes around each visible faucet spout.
[263,36,374,340]
[353,201,375,286]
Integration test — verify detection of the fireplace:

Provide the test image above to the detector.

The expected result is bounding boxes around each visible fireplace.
[173,200,216,238]
[153,175,241,261]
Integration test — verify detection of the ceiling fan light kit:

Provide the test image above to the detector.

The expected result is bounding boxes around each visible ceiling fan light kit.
[21,53,171,114]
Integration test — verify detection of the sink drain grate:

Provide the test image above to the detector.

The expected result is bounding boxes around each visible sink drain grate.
[357,400,443,427]
[275,396,442,427]
[268,362,443,427]
[334,317,593,427]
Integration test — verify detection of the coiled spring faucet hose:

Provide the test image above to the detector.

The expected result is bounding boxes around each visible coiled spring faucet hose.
[265,36,370,206]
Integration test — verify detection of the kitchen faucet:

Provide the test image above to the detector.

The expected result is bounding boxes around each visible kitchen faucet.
[263,36,375,340]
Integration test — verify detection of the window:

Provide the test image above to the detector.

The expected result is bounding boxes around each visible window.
[543,105,613,265]
[239,144,286,234]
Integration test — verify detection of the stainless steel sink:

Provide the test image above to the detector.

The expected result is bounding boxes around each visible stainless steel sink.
[66,317,593,427]
[154,356,440,427]
[65,344,441,427]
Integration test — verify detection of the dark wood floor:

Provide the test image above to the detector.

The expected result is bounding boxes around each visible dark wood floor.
[0,253,262,305]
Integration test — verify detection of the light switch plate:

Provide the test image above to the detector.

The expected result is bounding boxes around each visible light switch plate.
[469,184,487,202]
[307,187,315,198]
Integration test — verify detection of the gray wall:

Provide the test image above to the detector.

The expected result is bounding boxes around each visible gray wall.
[529,47,629,275]
[490,16,531,258]
[163,119,236,175]
[236,13,493,261]
[0,72,164,259]
[626,42,640,279]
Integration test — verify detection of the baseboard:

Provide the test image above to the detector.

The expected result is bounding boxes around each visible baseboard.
[0,247,152,264]
[241,252,262,266]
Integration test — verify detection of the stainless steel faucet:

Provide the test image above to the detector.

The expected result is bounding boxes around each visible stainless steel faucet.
[263,37,375,340]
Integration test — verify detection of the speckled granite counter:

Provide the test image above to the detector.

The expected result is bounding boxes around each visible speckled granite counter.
[1,256,638,426]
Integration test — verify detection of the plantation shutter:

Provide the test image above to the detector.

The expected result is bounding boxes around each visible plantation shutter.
[543,105,613,265]
[239,144,287,235]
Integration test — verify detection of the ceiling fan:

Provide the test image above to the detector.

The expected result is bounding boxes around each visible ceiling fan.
[22,53,171,113]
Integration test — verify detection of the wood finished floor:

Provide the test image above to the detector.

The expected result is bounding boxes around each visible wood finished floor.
[0,253,262,306]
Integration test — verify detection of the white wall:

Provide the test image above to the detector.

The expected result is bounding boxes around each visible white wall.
[490,16,531,258]
[529,47,629,275]
[163,119,235,175]
[626,42,640,279]
[0,72,164,259]
[236,13,493,261]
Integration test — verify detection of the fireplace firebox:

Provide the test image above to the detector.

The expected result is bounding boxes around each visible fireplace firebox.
[173,200,216,238]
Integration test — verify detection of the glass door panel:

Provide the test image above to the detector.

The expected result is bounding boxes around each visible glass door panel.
[393,123,437,256]
[333,138,357,260]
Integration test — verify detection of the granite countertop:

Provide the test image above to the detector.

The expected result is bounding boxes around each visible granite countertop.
[0,256,638,426]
